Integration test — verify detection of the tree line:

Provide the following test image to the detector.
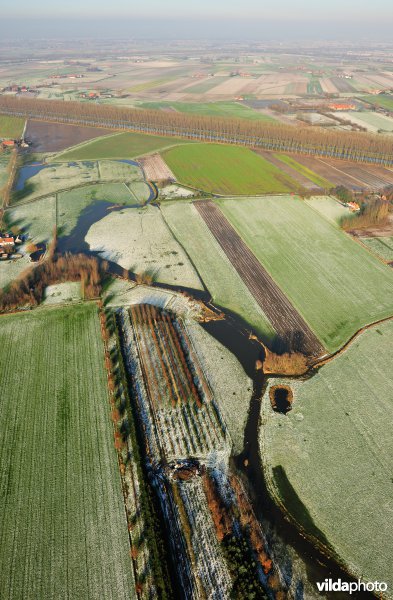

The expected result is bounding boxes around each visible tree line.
[0,253,103,311]
[334,185,393,230]
[1,96,393,164]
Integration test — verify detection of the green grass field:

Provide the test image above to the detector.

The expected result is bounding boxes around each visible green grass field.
[218,196,393,352]
[163,144,301,195]
[0,114,25,138]
[57,132,191,161]
[180,78,226,94]
[362,94,393,111]
[0,153,10,189]
[128,78,176,93]
[260,320,393,591]
[275,154,333,189]
[161,201,275,340]
[0,304,134,600]
[139,101,276,121]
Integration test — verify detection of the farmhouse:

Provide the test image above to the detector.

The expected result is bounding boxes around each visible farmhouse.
[0,236,15,253]
[328,102,356,111]
[1,139,16,148]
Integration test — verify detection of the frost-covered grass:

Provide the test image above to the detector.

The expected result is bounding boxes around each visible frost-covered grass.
[219,195,393,352]
[0,254,31,290]
[338,110,393,133]
[8,195,56,241]
[260,319,393,593]
[13,160,147,205]
[0,304,135,599]
[86,205,203,290]
[43,282,82,304]
[159,184,196,199]
[360,236,393,261]
[98,160,143,181]
[0,153,10,189]
[13,161,100,202]
[161,201,275,341]
[57,182,150,236]
[1,196,56,289]
[185,319,252,454]
[305,195,352,225]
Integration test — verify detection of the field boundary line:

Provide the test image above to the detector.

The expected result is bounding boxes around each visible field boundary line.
[317,157,367,187]
[310,313,393,370]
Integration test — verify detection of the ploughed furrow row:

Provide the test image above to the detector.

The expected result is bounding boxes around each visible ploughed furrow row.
[255,150,322,190]
[195,200,324,356]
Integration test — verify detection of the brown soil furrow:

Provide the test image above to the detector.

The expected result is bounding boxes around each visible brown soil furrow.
[195,200,324,356]
[291,155,365,190]
[255,150,321,190]
[139,153,176,181]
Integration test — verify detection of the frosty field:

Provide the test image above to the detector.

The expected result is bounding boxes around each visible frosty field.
[218,196,393,352]
[161,200,275,340]
[0,304,134,600]
[85,205,203,289]
[260,319,393,593]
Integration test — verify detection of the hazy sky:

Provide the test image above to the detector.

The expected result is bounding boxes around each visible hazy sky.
[2,0,393,41]
[3,0,393,20]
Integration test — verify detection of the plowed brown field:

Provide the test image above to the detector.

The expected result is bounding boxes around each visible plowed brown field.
[195,200,324,356]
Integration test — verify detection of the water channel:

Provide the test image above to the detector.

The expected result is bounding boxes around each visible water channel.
[17,158,374,599]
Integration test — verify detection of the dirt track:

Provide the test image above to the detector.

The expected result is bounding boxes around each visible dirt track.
[195,200,324,356]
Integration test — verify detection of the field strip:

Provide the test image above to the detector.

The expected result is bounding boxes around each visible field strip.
[9,178,141,208]
[194,200,324,356]
[44,130,125,160]
[317,158,366,187]
[255,150,321,190]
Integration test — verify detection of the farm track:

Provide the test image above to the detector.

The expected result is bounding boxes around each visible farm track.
[195,200,324,356]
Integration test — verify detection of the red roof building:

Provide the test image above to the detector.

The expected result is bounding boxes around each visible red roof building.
[0,237,15,246]
[328,102,356,111]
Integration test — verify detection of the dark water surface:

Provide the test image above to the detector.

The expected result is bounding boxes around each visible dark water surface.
[54,184,373,599]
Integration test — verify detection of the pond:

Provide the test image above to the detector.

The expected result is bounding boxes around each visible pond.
[14,163,50,192]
